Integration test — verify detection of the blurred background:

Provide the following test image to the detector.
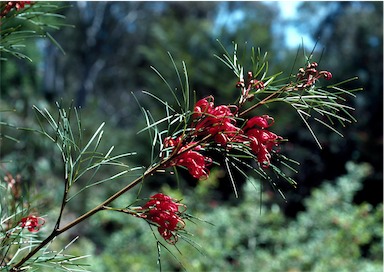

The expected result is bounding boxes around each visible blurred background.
[1,1,382,271]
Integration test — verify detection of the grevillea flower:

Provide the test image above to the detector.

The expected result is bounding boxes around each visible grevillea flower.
[296,62,332,89]
[19,215,45,232]
[191,97,282,169]
[192,95,214,119]
[243,115,282,168]
[244,115,274,130]
[163,136,212,179]
[192,96,241,146]
[237,71,265,104]
[0,1,32,18]
[139,193,186,244]
[165,97,283,179]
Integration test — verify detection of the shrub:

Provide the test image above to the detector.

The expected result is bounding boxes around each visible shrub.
[88,162,382,271]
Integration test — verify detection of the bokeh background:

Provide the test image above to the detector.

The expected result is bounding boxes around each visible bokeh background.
[1,1,382,271]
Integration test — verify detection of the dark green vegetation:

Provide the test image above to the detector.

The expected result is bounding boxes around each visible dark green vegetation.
[1,1,382,271]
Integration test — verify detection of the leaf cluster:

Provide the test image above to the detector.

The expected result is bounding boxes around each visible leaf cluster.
[0,2,70,61]
[82,162,382,271]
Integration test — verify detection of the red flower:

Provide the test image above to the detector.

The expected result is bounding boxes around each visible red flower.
[139,193,186,244]
[168,96,285,176]
[163,136,212,179]
[193,95,214,119]
[19,215,45,232]
[319,71,332,80]
[244,115,274,130]
[193,96,241,146]
[191,97,283,169]
[0,1,32,18]
[296,62,332,89]
[243,115,282,168]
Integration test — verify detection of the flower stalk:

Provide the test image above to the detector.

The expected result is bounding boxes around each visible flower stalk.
[9,131,211,270]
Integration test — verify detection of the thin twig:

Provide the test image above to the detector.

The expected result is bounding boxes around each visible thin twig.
[238,87,285,117]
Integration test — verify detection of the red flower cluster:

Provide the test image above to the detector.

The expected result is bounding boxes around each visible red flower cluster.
[139,193,186,244]
[193,95,240,146]
[19,215,45,232]
[296,62,332,89]
[163,136,212,179]
[162,96,282,180]
[243,115,282,168]
[193,96,282,168]
[0,1,32,18]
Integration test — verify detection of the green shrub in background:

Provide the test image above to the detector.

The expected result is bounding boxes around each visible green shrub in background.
[86,162,382,272]
[1,2,382,271]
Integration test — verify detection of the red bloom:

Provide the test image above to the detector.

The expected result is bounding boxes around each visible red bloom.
[244,115,274,130]
[193,95,214,119]
[296,62,332,89]
[193,96,241,146]
[168,96,285,176]
[191,97,283,169]
[1,1,32,18]
[163,136,212,179]
[19,215,45,232]
[213,122,241,146]
[139,193,186,244]
[243,115,282,168]
[319,70,332,80]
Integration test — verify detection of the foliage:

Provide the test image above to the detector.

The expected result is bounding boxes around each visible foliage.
[290,1,383,207]
[0,173,91,271]
[0,1,69,61]
[2,1,381,204]
[87,162,383,271]
[1,2,381,271]
[1,42,363,271]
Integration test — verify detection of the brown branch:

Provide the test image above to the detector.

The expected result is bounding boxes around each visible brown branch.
[10,132,212,270]
[238,87,285,117]
[9,163,160,271]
